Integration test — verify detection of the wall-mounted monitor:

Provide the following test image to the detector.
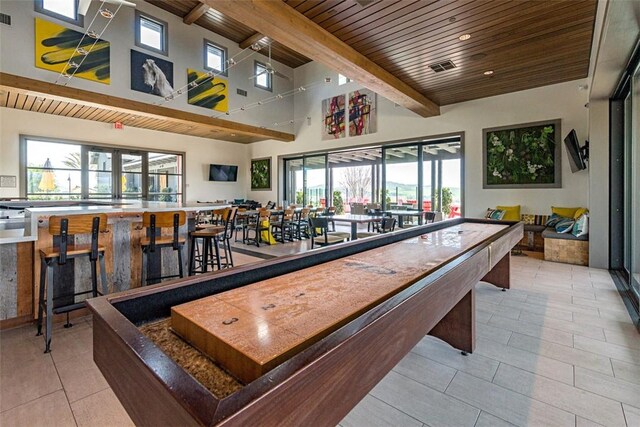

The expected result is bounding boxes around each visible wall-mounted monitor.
[209,164,238,182]
[563,129,587,173]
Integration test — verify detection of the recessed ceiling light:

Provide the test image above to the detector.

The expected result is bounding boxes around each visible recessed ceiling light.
[483,70,494,75]
[230,133,236,136]
[458,34,471,41]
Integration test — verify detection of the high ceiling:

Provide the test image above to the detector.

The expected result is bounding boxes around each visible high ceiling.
[147,0,597,106]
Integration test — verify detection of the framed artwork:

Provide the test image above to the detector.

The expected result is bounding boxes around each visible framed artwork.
[251,158,271,191]
[322,95,346,140]
[131,50,174,98]
[348,89,377,136]
[483,119,561,188]
[35,18,110,84]
[187,69,228,113]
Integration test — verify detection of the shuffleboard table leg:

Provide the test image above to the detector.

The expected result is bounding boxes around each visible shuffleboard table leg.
[429,289,475,354]
[481,252,510,290]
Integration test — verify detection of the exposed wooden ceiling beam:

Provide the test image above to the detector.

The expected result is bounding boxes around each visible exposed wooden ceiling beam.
[0,73,294,143]
[205,0,440,118]
[183,2,209,25]
[239,32,267,50]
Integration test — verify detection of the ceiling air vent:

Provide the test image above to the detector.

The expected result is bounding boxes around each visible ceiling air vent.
[0,13,11,26]
[429,60,456,73]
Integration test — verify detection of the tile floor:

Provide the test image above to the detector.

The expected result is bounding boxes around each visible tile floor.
[1,254,639,426]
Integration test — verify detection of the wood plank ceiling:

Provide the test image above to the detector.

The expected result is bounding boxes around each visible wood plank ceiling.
[148,0,597,106]
[0,73,294,144]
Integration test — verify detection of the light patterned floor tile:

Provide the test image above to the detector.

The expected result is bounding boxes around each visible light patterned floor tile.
[488,314,574,347]
[517,311,606,340]
[71,388,134,427]
[474,411,515,427]
[611,359,640,385]
[371,371,480,427]
[392,351,457,392]
[445,371,575,427]
[412,336,499,382]
[508,333,614,375]
[0,390,75,427]
[575,366,640,408]
[493,364,626,426]
[622,404,640,427]
[475,338,574,385]
[341,394,423,427]
[573,335,640,365]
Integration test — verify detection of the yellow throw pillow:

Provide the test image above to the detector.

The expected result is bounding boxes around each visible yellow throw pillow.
[551,206,580,218]
[573,207,589,219]
[496,205,521,221]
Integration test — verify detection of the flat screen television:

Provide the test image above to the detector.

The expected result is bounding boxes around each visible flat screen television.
[209,164,238,182]
[563,129,587,173]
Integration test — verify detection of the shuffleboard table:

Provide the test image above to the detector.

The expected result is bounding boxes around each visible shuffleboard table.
[87,218,523,426]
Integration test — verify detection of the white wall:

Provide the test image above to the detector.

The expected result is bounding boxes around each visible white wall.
[0,107,249,201]
[249,61,590,216]
[0,0,294,130]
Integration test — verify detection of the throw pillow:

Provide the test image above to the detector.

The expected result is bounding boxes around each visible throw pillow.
[573,207,589,219]
[551,206,580,218]
[572,214,589,237]
[496,205,521,221]
[555,218,575,233]
[521,214,535,225]
[545,213,563,227]
[485,208,505,220]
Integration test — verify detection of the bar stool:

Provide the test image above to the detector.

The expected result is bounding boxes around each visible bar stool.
[37,213,109,353]
[140,211,186,285]
[188,207,236,274]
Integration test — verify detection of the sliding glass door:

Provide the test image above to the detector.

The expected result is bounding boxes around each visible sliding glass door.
[304,155,327,208]
[628,65,640,299]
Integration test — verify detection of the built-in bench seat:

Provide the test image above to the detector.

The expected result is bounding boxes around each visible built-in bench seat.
[542,228,589,266]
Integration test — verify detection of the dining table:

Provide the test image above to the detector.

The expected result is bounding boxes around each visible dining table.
[384,210,424,228]
[322,214,384,240]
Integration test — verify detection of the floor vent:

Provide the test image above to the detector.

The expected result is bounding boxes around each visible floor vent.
[0,13,11,26]
[429,60,456,73]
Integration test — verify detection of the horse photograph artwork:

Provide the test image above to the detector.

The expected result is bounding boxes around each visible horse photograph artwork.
[131,50,174,98]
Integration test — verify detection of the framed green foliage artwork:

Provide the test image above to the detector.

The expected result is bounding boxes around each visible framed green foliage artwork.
[483,119,561,188]
[251,157,271,191]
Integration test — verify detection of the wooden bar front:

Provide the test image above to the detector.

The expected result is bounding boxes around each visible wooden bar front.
[87,218,523,426]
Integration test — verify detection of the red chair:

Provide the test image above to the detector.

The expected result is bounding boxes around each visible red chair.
[448,205,461,218]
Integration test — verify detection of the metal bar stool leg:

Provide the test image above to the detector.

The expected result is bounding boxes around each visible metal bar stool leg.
[99,253,108,295]
[44,261,54,353]
[189,236,197,276]
[177,244,184,278]
[36,257,47,336]
[141,247,147,286]
[226,238,234,267]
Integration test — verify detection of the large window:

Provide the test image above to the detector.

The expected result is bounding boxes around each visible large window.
[204,40,227,75]
[22,137,184,201]
[283,136,463,220]
[254,61,272,91]
[135,11,168,55]
[35,0,83,26]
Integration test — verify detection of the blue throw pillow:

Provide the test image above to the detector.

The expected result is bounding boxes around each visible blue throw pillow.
[555,218,575,233]
[545,213,563,227]
[485,208,505,220]
[572,214,589,237]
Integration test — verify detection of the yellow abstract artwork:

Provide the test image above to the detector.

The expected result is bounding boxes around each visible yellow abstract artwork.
[34,18,110,84]
[187,68,228,113]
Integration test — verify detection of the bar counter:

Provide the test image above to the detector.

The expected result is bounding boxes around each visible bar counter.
[0,200,228,325]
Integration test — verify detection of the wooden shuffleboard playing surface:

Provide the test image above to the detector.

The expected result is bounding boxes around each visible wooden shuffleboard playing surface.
[171,222,508,383]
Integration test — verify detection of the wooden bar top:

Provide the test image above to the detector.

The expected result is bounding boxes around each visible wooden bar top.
[171,222,507,383]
